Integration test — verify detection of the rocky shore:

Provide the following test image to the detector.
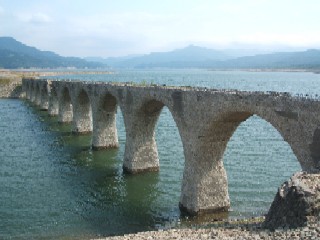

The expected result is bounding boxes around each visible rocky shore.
[95,220,320,240]
[96,172,320,240]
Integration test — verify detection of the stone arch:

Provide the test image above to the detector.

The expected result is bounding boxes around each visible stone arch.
[48,85,59,116]
[179,109,303,215]
[92,92,119,149]
[206,109,303,169]
[58,86,73,123]
[123,98,185,174]
[72,88,92,134]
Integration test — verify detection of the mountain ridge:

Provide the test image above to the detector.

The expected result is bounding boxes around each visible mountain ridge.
[86,45,320,70]
[0,37,104,69]
[1,37,320,70]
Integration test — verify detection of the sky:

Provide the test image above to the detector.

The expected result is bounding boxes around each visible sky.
[0,0,320,57]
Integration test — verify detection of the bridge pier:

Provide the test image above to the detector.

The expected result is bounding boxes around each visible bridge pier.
[123,128,159,173]
[92,93,119,149]
[40,87,49,110]
[30,86,36,103]
[122,100,162,173]
[48,87,59,116]
[71,90,92,134]
[25,84,31,100]
[35,86,41,106]
[179,130,230,215]
[58,87,73,123]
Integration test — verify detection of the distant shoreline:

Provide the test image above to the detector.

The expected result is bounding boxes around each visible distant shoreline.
[0,69,113,79]
[208,68,320,73]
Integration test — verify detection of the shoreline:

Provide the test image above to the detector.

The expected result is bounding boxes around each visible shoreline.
[93,218,320,240]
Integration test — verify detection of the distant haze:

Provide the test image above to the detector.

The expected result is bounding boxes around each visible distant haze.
[1,0,320,57]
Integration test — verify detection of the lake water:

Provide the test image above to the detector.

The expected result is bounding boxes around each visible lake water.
[1,70,320,239]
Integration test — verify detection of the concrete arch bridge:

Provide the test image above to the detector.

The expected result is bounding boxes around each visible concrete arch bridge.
[22,78,320,215]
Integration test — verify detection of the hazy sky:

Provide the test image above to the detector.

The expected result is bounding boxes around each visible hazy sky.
[0,0,319,57]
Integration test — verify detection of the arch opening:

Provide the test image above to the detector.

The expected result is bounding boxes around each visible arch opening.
[221,114,301,218]
[92,93,119,149]
[179,111,302,217]
[58,87,73,123]
[72,89,92,134]
[154,105,185,219]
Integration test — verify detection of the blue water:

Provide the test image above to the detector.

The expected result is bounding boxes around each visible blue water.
[2,69,320,239]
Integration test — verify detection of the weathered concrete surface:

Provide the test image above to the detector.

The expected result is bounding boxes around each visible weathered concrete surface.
[0,79,23,98]
[264,172,320,229]
[23,78,320,216]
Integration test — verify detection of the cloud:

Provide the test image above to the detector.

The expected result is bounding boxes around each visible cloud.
[28,12,52,24]
[17,12,52,24]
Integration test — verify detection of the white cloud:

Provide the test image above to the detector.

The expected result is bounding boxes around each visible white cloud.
[29,12,52,24]
[17,12,52,24]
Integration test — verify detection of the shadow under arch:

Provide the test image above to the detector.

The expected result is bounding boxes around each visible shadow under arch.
[72,89,93,134]
[218,112,301,218]
[58,86,73,123]
[92,92,120,149]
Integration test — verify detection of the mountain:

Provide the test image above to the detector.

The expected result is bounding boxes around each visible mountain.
[88,45,320,69]
[89,45,232,68]
[0,37,105,69]
[3,37,319,70]
[209,49,320,69]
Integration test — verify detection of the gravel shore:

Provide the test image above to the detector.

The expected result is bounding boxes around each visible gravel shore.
[94,219,320,240]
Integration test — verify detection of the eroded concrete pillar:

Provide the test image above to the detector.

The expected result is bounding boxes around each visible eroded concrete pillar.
[40,88,49,110]
[26,87,30,100]
[123,127,159,173]
[58,88,73,123]
[48,88,59,116]
[71,90,92,134]
[122,100,163,173]
[35,87,41,106]
[92,101,118,149]
[179,136,230,215]
[178,116,245,215]
[30,86,36,102]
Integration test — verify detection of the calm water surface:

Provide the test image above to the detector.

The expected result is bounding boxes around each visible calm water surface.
[2,70,320,239]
